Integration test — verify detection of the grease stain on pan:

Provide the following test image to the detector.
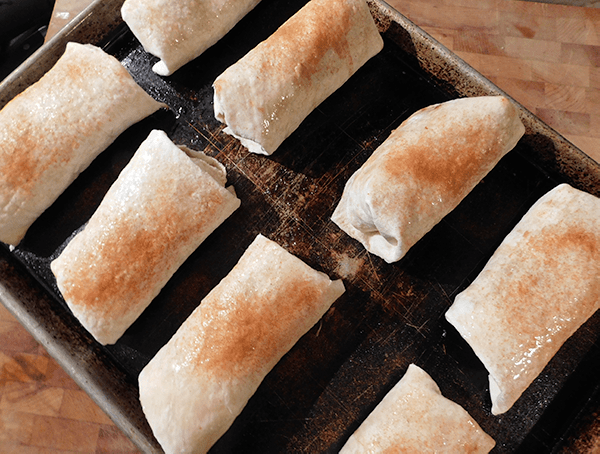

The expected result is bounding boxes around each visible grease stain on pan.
[334,252,366,280]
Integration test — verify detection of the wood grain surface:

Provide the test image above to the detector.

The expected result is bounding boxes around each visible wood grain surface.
[0,302,140,453]
[3,0,599,452]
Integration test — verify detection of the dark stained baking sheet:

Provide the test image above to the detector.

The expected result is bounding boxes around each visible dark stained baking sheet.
[1,0,599,452]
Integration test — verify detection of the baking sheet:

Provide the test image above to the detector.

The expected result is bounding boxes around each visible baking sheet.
[1,0,599,452]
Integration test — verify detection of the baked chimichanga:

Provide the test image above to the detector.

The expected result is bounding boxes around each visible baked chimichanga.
[51,130,240,345]
[0,42,164,247]
[340,364,495,453]
[121,0,261,76]
[331,96,525,263]
[138,233,345,454]
[213,0,383,155]
[446,183,600,415]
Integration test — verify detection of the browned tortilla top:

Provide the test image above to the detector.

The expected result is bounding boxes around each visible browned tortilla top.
[50,130,239,344]
[168,235,343,381]
[0,44,148,197]
[492,223,600,344]
[380,100,513,204]
[61,195,223,318]
[446,183,600,414]
[270,0,355,82]
[0,43,162,245]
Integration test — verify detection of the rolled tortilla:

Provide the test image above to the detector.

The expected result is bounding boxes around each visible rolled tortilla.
[446,183,600,415]
[50,130,240,345]
[213,0,383,155]
[331,96,525,263]
[0,42,164,247]
[138,233,345,454]
[121,0,261,76]
[340,364,495,453]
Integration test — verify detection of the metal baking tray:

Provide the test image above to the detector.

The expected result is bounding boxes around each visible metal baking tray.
[1,0,599,452]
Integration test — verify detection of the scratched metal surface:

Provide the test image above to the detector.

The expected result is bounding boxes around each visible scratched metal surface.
[0,0,599,452]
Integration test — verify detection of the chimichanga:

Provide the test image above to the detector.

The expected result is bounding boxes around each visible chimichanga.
[213,0,383,155]
[51,130,240,345]
[340,364,495,453]
[0,42,164,247]
[138,234,345,454]
[331,96,525,263]
[446,183,600,415]
[121,0,261,76]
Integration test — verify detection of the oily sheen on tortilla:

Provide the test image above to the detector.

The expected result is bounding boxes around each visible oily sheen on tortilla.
[138,234,345,454]
[51,130,240,345]
[331,96,525,263]
[213,0,383,155]
[0,42,163,247]
[340,364,495,453]
[446,183,600,415]
[121,0,261,76]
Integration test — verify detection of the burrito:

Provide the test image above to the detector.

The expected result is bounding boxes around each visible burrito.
[138,233,345,454]
[0,42,164,247]
[331,96,525,263]
[51,130,240,345]
[213,0,383,155]
[121,0,261,76]
[446,183,600,415]
[340,364,495,453]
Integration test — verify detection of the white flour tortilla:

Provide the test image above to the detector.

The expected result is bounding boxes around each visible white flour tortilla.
[331,96,525,263]
[213,0,383,155]
[121,0,261,76]
[51,130,240,345]
[0,42,163,246]
[446,183,600,415]
[138,234,345,454]
[340,364,495,453]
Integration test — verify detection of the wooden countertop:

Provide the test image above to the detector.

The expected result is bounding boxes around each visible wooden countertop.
[2,0,598,452]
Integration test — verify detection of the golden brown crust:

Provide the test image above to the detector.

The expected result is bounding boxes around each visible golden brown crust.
[51,130,240,345]
[2,48,143,196]
[265,0,355,83]
[60,188,225,316]
[190,276,324,378]
[381,106,504,203]
[0,43,163,246]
